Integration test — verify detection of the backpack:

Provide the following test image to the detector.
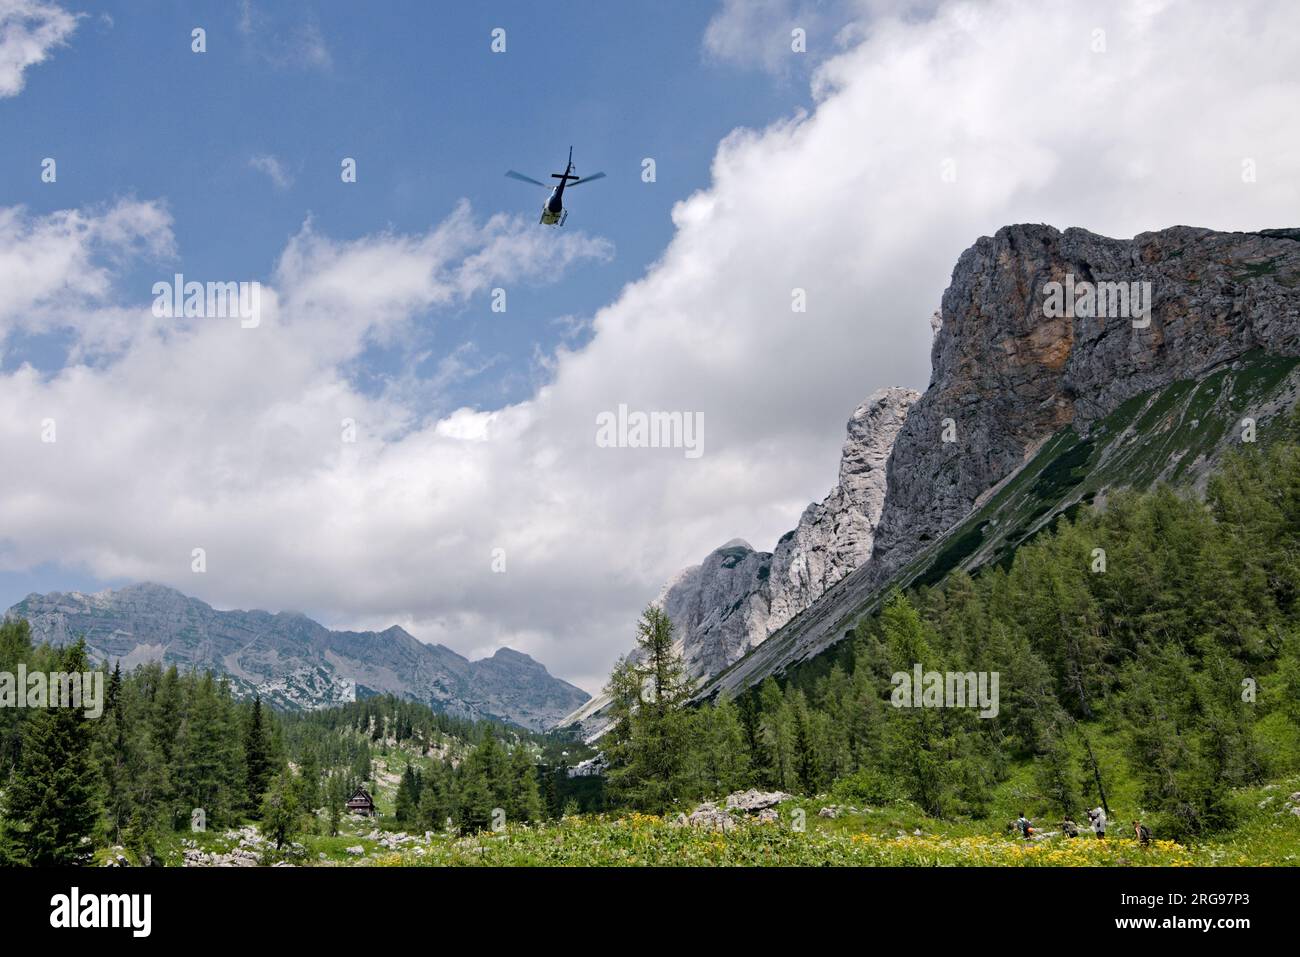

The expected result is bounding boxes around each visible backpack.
[1137,824,1151,843]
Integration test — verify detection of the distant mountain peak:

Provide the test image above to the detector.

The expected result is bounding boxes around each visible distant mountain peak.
[6,584,588,731]
[716,538,754,551]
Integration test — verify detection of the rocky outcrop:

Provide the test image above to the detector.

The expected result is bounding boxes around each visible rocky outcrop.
[768,388,918,632]
[869,224,1300,581]
[560,388,917,737]
[6,582,588,730]
[672,790,794,830]
[659,387,916,680]
[659,540,775,680]
[725,789,792,812]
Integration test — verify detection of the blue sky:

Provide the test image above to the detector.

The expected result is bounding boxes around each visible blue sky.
[1,0,810,398]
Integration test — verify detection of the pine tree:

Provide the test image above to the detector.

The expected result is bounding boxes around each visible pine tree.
[1,640,103,865]
[507,745,544,824]
[260,768,300,851]
[1034,720,1082,816]
[599,655,642,777]
[465,731,511,816]
[177,673,235,828]
[0,619,34,777]
[456,751,496,832]
[243,694,273,811]
[418,761,455,831]
[690,697,751,797]
[756,677,795,790]
[604,605,694,810]
[639,606,688,715]
[97,660,131,845]
[880,592,950,816]
[325,771,348,837]
[146,664,182,819]
[394,762,421,826]
[817,664,856,783]
[846,661,885,772]
[297,746,321,813]
[789,688,821,793]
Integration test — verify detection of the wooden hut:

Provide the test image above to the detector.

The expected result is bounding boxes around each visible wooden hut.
[346,786,375,817]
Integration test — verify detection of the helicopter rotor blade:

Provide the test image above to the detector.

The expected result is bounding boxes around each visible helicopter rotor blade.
[505,170,548,187]
[569,172,606,186]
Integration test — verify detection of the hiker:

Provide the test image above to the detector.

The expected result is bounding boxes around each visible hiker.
[1086,806,1107,839]
[1016,812,1033,839]
[1061,818,1079,838]
[1134,820,1151,846]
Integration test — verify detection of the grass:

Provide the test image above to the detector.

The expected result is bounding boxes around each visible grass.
[375,785,1300,866]
[393,815,1199,867]
[108,790,1300,867]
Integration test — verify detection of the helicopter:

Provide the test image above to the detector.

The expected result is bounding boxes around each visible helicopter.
[505,146,605,226]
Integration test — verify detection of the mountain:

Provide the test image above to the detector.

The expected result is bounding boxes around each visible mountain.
[561,387,917,737]
[699,224,1300,700]
[5,583,588,731]
[767,387,920,630]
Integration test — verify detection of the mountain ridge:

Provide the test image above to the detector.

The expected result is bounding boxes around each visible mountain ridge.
[5,582,588,731]
[698,223,1300,701]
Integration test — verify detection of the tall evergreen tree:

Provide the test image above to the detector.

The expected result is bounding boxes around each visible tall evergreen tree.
[243,694,273,811]
[604,606,694,810]
[260,769,300,851]
[394,762,421,826]
[507,745,544,824]
[1,640,102,865]
[97,660,131,845]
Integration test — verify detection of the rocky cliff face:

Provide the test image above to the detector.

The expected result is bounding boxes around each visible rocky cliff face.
[869,224,1300,582]
[561,387,917,736]
[768,388,918,632]
[662,387,917,681]
[659,540,775,680]
[6,583,588,730]
[702,224,1300,699]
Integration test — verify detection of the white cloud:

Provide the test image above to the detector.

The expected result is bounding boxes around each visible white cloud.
[2,0,1300,694]
[0,0,76,97]
[703,0,938,74]
[238,0,332,71]
[0,200,174,346]
[248,154,295,191]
